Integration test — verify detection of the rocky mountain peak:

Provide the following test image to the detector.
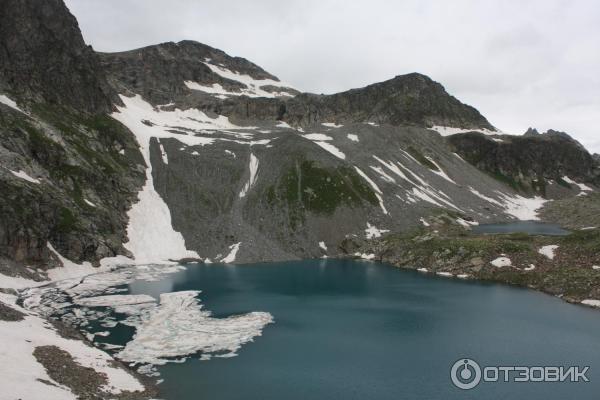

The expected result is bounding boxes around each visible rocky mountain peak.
[524,127,540,136]
[0,0,118,114]
[281,72,495,129]
[99,40,297,106]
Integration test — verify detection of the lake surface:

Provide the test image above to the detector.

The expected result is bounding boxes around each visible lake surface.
[89,260,599,400]
[472,221,569,236]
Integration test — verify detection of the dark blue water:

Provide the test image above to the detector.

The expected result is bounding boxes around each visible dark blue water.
[105,259,600,400]
[472,221,569,236]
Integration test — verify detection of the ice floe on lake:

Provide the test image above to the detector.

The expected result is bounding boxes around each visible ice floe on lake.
[117,291,273,365]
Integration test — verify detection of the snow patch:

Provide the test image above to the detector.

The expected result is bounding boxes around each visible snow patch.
[354,252,376,260]
[111,95,201,263]
[365,223,389,239]
[0,294,144,399]
[0,94,25,113]
[10,170,40,184]
[313,141,346,159]
[301,133,333,141]
[202,62,295,98]
[490,257,512,267]
[562,176,593,192]
[347,134,359,142]
[322,122,343,128]
[424,157,456,184]
[318,241,327,251]
[538,245,558,260]
[354,167,389,214]
[581,299,600,308]
[239,153,259,198]
[429,126,499,136]
[221,242,241,263]
[495,192,547,220]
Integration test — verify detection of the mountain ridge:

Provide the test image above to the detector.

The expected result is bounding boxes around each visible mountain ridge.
[0,0,597,273]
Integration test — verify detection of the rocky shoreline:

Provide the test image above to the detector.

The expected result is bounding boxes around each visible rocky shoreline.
[345,213,600,308]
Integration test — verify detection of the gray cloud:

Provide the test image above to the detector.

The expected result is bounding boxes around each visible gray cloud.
[65,0,600,153]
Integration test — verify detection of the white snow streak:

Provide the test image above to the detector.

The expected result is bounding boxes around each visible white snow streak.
[429,126,499,136]
[239,153,259,198]
[202,62,295,98]
[111,95,200,263]
[221,242,241,263]
[10,170,40,184]
[0,94,25,113]
[322,122,343,128]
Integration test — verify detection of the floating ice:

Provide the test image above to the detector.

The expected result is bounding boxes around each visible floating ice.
[117,291,273,365]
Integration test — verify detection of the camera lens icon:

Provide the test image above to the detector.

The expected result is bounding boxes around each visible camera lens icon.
[451,358,482,390]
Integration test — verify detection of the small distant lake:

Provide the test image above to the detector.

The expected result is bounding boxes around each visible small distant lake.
[472,221,570,236]
[82,259,599,400]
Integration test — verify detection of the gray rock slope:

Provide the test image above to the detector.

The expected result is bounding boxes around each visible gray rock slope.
[0,0,144,274]
[0,0,597,272]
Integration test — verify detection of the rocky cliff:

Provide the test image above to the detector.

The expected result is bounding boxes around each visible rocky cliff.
[0,0,144,274]
[448,129,600,196]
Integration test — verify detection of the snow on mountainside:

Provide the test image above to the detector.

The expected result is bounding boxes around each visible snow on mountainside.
[1,0,598,274]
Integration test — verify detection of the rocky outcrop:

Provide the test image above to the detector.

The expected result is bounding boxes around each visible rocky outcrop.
[0,0,145,270]
[0,0,118,114]
[447,129,600,195]
[99,40,298,106]
[281,73,495,129]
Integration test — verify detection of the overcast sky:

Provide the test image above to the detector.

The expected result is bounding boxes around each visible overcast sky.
[65,0,600,153]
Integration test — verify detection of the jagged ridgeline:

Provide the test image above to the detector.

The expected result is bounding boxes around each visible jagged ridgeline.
[0,0,598,272]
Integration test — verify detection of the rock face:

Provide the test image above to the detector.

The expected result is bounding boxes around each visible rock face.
[448,130,600,196]
[281,73,495,129]
[99,40,298,106]
[0,0,145,270]
[0,0,118,114]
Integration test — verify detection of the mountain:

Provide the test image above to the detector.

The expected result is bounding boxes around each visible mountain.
[0,0,597,274]
[448,129,600,196]
[0,0,144,275]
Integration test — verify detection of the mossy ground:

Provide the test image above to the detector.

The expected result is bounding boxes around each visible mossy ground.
[368,219,600,304]
[266,159,378,228]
